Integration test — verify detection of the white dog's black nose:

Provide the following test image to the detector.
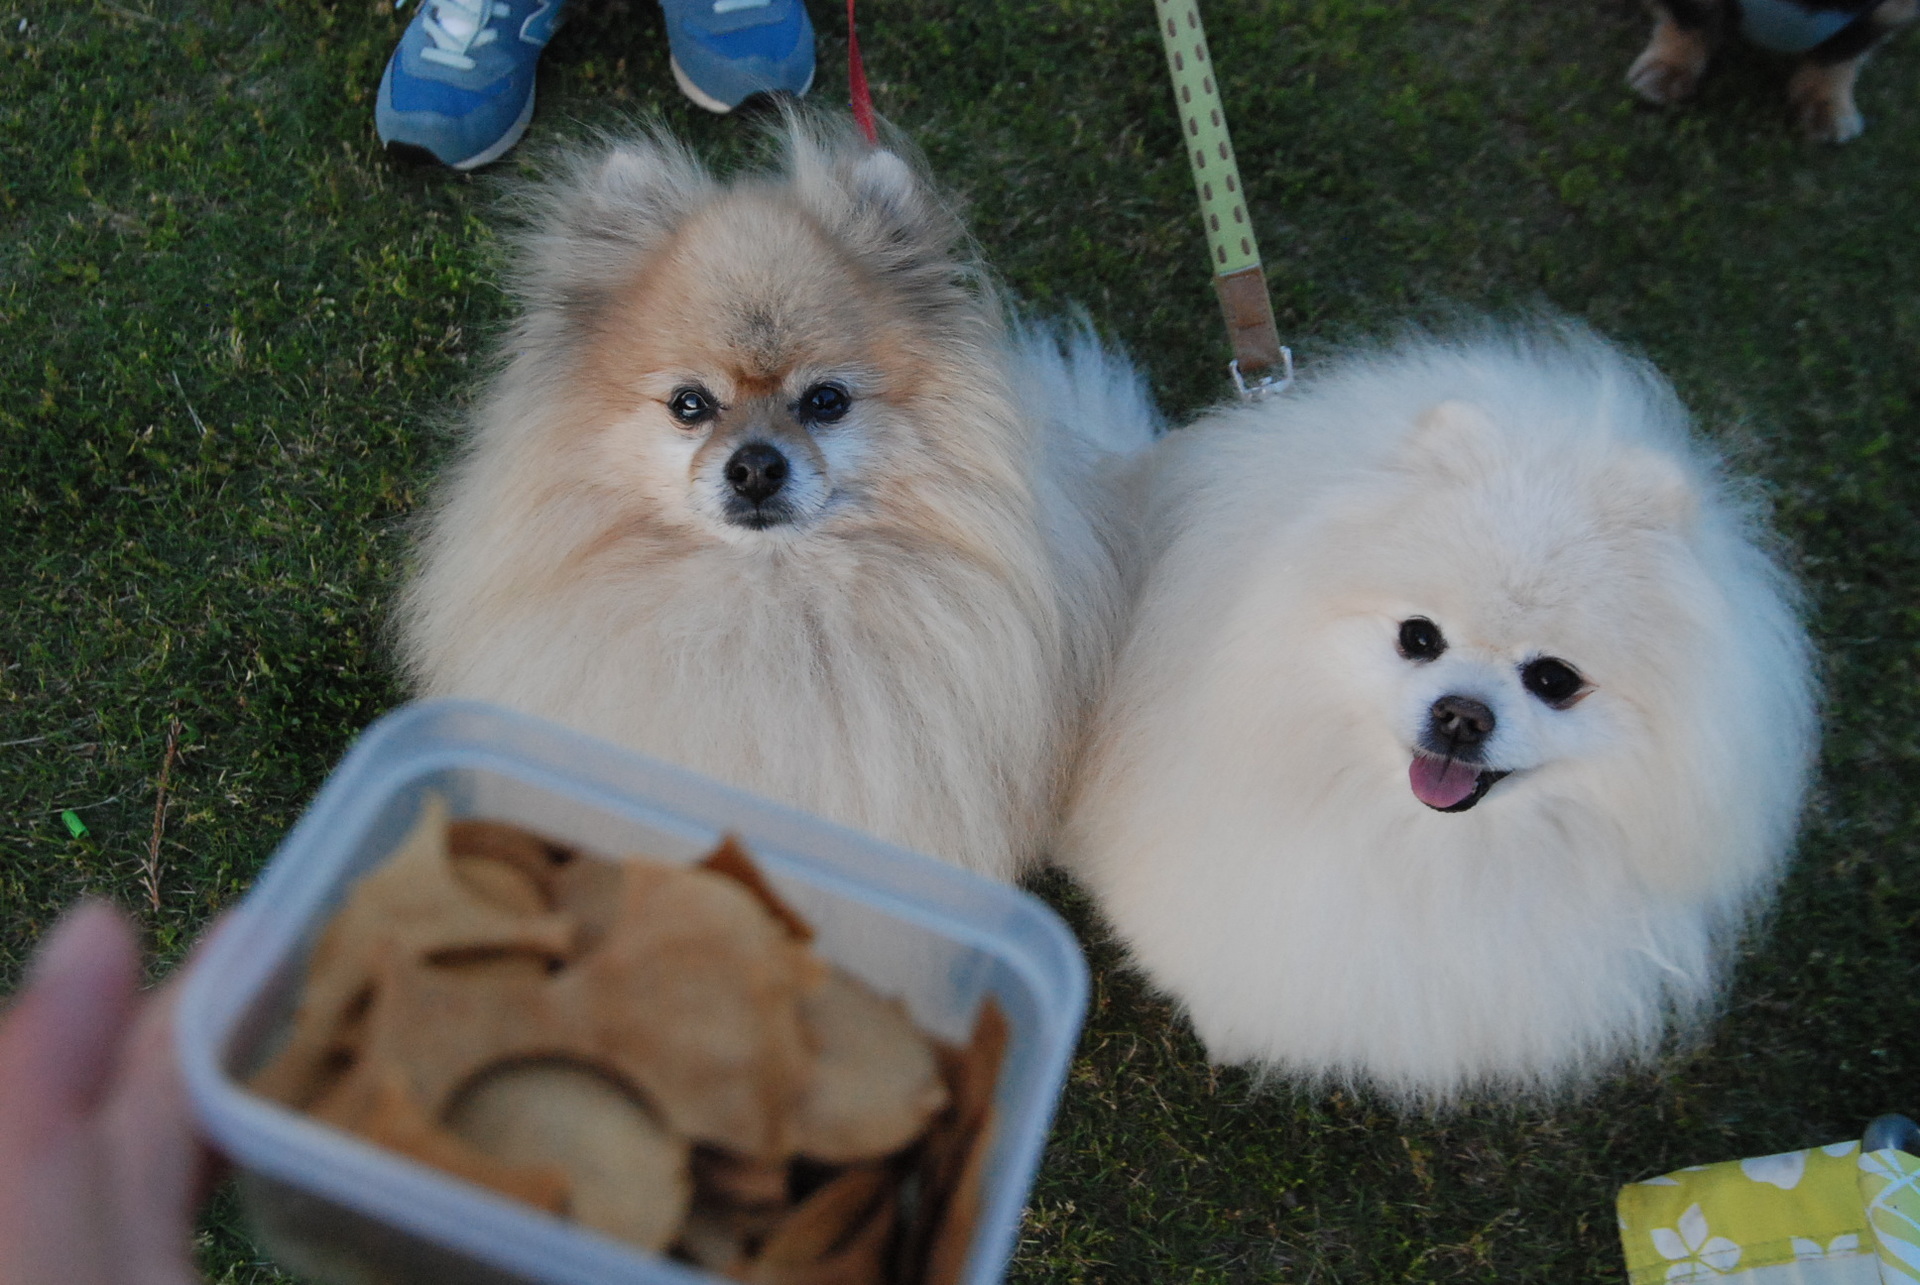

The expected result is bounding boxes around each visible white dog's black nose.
[1428,694,1495,750]
[726,442,789,505]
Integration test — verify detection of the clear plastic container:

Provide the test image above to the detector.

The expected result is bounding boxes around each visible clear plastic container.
[176,699,1088,1285]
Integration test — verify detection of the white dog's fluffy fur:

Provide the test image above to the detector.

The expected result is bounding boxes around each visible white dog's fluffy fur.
[395,118,1157,881]
[1060,324,1818,1102]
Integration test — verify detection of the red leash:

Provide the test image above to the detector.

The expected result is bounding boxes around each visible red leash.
[846,0,877,142]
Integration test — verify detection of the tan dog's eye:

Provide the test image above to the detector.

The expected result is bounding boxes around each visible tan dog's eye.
[667,386,717,425]
[795,382,851,426]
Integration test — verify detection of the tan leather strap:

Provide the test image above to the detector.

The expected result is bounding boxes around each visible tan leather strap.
[1154,0,1290,397]
[1214,265,1285,380]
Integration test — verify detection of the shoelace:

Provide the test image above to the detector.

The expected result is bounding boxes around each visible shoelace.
[407,0,511,70]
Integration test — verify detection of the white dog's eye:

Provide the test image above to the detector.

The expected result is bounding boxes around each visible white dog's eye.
[1397,617,1446,661]
[667,386,718,426]
[1521,657,1586,708]
[795,382,852,426]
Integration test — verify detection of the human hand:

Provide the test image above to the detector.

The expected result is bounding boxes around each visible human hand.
[0,902,214,1285]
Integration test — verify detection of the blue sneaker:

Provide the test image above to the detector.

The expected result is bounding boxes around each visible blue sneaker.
[376,0,566,170]
[659,0,815,114]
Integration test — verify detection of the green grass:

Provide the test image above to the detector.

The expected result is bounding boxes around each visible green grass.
[5,0,1920,1280]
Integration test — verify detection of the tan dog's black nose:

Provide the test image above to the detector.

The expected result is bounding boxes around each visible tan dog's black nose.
[726,442,789,504]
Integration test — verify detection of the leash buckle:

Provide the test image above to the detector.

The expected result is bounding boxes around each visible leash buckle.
[1231,347,1293,402]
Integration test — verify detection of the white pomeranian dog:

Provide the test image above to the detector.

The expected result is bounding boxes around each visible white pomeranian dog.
[395,116,1157,881]
[1060,324,1818,1102]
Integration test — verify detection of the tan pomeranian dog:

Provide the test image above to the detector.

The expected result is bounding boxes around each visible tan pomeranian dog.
[394,116,1158,881]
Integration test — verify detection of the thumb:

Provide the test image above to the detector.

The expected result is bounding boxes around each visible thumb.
[99,977,211,1285]
[0,902,142,1139]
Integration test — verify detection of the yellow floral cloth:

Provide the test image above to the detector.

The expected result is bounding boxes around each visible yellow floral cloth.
[1619,1142,1920,1284]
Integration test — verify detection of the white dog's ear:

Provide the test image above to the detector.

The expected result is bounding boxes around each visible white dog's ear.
[1608,447,1699,531]
[1401,400,1500,478]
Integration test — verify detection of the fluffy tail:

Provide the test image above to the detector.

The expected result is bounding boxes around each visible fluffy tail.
[1007,312,1162,456]
[1005,312,1160,711]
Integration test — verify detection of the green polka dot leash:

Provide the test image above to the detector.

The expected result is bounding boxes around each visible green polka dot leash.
[1154,0,1292,399]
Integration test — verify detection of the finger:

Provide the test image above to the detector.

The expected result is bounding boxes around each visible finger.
[0,902,142,1134]
[101,911,237,1285]
[0,902,143,1285]
[100,979,211,1285]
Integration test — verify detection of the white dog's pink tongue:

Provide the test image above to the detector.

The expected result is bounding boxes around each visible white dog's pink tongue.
[1410,756,1480,809]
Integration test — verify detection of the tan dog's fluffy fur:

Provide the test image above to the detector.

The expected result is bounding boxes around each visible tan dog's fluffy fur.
[395,118,1156,880]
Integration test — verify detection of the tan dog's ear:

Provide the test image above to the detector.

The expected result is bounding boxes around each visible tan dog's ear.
[512,133,717,327]
[784,120,965,294]
[580,138,712,239]
[843,148,946,244]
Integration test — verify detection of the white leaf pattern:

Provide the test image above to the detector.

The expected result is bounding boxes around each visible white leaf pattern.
[1697,1236,1742,1272]
[1681,1204,1711,1251]
[1740,1150,1808,1190]
[1648,1205,1742,1278]
[1787,1232,1863,1260]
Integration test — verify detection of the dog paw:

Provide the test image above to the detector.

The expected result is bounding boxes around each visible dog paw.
[1790,66,1865,142]
[1800,99,1865,142]
[1628,51,1705,104]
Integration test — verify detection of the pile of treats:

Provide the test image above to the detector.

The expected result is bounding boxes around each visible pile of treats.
[252,796,1006,1285]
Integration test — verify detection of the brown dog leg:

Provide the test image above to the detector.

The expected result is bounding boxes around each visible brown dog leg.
[1629,0,1726,104]
[1789,58,1867,141]
[1792,0,1916,142]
